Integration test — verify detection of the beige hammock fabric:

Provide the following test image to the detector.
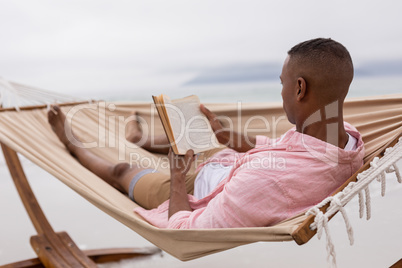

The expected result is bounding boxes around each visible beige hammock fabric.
[0,94,401,261]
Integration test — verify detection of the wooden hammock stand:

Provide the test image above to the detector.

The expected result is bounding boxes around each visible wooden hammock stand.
[0,103,160,268]
[0,102,401,267]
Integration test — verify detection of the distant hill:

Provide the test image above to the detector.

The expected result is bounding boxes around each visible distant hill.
[184,59,402,85]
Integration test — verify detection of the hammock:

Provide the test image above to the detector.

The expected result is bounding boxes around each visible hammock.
[0,79,401,265]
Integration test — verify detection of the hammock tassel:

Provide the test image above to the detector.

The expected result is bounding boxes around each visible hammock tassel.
[385,162,401,183]
[331,195,354,245]
[380,171,386,197]
[307,207,337,268]
[306,137,402,267]
[358,190,364,219]
[371,157,387,196]
[364,186,371,220]
[357,186,371,220]
[395,163,401,183]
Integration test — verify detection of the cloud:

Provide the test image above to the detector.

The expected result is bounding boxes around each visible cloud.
[1,0,402,97]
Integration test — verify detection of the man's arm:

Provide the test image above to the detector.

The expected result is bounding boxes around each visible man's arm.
[166,167,288,229]
[200,104,256,152]
[168,149,194,218]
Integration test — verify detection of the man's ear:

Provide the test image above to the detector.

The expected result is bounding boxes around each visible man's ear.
[296,77,307,101]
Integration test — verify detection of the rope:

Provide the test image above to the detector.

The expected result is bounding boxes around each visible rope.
[306,137,402,267]
[308,207,337,267]
[0,77,85,109]
[364,186,371,220]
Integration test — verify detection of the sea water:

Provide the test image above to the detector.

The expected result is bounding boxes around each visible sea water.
[95,74,402,103]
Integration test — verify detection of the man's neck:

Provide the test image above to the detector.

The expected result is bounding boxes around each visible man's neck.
[296,119,349,149]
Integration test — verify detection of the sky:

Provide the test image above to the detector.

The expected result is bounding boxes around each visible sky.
[0,0,401,100]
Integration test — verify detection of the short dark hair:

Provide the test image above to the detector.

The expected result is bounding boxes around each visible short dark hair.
[287,38,354,98]
[288,38,352,64]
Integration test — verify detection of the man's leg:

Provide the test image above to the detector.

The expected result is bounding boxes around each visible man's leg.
[126,112,170,154]
[49,106,227,209]
[133,146,226,209]
[48,106,148,196]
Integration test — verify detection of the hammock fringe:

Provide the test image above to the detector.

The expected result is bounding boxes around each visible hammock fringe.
[307,137,402,267]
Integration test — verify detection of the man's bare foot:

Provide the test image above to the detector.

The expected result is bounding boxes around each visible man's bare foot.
[126,111,143,144]
[48,106,81,154]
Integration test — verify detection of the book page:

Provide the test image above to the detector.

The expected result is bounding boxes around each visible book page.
[163,95,219,154]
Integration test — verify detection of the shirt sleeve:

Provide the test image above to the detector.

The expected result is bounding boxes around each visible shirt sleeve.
[167,168,290,229]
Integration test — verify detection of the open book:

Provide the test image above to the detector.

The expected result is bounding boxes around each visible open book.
[152,94,219,155]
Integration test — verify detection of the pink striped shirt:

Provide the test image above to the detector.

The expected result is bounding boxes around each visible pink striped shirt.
[134,122,364,229]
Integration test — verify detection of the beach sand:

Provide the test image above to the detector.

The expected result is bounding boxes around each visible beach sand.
[1,155,401,267]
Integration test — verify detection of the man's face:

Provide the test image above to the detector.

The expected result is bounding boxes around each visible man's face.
[280,56,296,124]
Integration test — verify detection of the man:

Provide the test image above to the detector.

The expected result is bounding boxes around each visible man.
[48,38,364,229]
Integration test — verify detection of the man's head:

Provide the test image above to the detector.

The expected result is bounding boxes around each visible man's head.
[280,38,353,125]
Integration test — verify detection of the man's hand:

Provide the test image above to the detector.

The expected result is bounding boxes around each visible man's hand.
[168,149,194,218]
[200,104,256,152]
[168,149,195,178]
[200,104,229,145]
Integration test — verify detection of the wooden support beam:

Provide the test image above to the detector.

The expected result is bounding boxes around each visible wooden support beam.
[0,246,161,268]
[0,259,44,268]
[1,143,97,267]
[85,247,161,264]
[390,258,402,268]
[0,143,160,267]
